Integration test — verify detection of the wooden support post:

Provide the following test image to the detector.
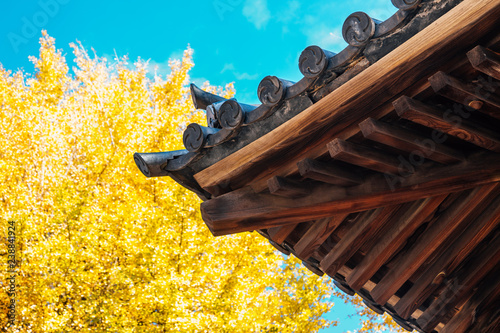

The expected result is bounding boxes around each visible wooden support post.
[297,158,363,186]
[370,183,498,305]
[346,195,446,291]
[328,138,406,175]
[320,206,397,277]
[394,96,500,152]
[294,214,349,259]
[359,118,464,164]
[467,45,500,81]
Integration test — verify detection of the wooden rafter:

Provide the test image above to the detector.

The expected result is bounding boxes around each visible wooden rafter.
[369,183,498,305]
[393,96,500,152]
[346,196,446,291]
[394,185,500,319]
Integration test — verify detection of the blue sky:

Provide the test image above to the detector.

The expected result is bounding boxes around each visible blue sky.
[1,0,400,331]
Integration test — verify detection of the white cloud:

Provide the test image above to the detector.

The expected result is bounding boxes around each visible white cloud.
[242,0,271,30]
[302,22,345,51]
[279,0,300,23]
[220,63,259,81]
[235,72,259,80]
[220,63,235,74]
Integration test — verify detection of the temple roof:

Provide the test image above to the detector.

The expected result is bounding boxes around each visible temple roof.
[134,0,500,331]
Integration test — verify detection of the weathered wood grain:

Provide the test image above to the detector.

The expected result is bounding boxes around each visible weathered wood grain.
[369,183,498,305]
[467,45,500,80]
[268,176,311,198]
[429,71,500,108]
[267,223,300,244]
[394,96,500,152]
[297,158,363,186]
[320,206,397,277]
[201,152,500,235]
[359,118,465,164]
[346,195,446,291]
[429,270,500,333]
[394,185,500,319]
[328,139,407,174]
[416,232,500,331]
[294,214,349,259]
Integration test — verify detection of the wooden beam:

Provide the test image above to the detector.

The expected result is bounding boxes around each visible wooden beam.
[320,206,398,277]
[328,138,407,175]
[369,183,498,305]
[346,195,446,291]
[394,96,500,152]
[429,71,500,108]
[416,232,500,331]
[293,214,348,259]
[268,176,311,198]
[467,45,500,80]
[200,152,500,235]
[359,118,465,164]
[267,223,300,244]
[394,185,500,319]
[298,158,363,186]
[194,0,500,192]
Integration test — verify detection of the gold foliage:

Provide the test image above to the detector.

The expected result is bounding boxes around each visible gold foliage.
[0,32,338,332]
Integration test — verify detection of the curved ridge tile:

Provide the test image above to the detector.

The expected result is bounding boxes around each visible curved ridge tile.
[190,83,227,110]
[134,150,189,177]
[136,0,432,178]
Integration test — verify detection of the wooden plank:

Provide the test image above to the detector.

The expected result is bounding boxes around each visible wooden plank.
[298,158,363,186]
[369,183,498,305]
[359,118,465,164]
[194,0,500,192]
[394,96,500,152]
[293,214,349,259]
[467,45,500,80]
[416,232,500,331]
[429,71,500,108]
[328,138,407,175]
[320,206,398,277]
[267,223,300,244]
[346,195,447,291]
[268,176,311,198]
[394,185,500,319]
[200,152,500,235]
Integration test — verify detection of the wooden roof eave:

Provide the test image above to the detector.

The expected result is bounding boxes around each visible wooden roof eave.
[193,0,500,195]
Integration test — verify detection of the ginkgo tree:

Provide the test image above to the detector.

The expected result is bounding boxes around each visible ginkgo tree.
[0,32,405,333]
